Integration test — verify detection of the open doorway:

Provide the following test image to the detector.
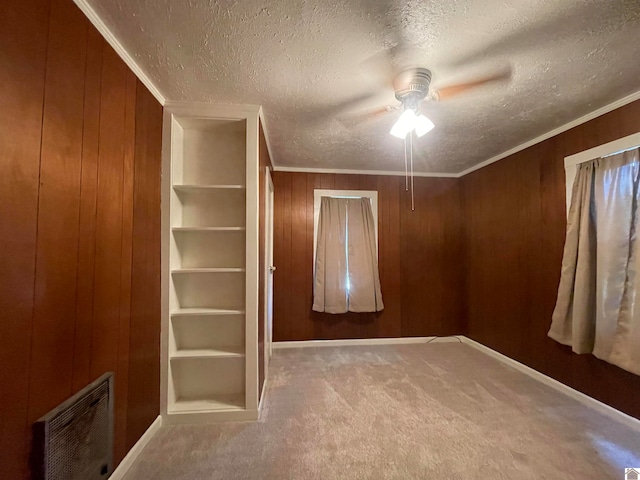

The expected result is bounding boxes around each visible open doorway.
[264,168,275,381]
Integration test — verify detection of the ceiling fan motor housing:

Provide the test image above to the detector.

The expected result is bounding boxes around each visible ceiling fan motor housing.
[394,68,432,107]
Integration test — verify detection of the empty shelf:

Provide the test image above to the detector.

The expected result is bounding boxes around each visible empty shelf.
[171,308,245,317]
[172,227,245,232]
[170,347,245,359]
[171,267,245,274]
[171,268,245,274]
[170,394,245,413]
[173,184,245,191]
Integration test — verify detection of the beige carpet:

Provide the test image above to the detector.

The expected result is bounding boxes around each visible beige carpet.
[124,343,640,479]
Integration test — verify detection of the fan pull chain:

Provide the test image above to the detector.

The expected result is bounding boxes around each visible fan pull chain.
[409,131,415,211]
[404,135,409,191]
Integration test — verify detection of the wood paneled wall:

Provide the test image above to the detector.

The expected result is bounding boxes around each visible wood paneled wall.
[0,0,163,478]
[462,99,640,420]
[272,172,463,341]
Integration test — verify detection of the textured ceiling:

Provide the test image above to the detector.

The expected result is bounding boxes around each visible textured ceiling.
[87,0,640,174]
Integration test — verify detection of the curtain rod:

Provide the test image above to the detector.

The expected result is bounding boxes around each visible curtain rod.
[564,131,640,168]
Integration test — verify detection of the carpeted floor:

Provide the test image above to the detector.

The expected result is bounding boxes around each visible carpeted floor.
[124,343,640,479]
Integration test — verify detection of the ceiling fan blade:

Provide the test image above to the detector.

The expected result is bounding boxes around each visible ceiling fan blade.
[432,67,512,101]
[360,44,428,89]
[339,105,399,127]
[301,92,384,125]
[359,49,397,89]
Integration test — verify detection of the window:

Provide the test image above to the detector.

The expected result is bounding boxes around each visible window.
[564,132,640,214]
[550,138,640,375]
[312,190,383,314]
[313,189,378,264]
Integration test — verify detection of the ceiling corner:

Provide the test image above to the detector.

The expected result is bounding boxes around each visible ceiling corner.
[457,88,640,178]
[72,0,167,106]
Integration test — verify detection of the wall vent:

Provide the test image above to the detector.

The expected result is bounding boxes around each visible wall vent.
[33,372,114,480]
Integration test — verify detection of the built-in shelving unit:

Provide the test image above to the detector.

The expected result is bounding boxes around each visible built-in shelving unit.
[161,103,260,424]
[172,268,246,273]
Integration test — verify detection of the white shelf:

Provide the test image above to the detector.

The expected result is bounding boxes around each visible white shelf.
[172,228,245,269]
[166,111,255,420]
[171,347,245,359]
[170,394,245,413]
[172,226,245,232]
[172,271,244,309]
[171,268,245,274]
[173,184,245,191]
[171,308,245,317]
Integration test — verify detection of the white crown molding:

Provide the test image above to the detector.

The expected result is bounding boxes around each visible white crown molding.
[163,101,260,118]
[258,109,276,170]
[271,165,459,178]
[457,89,640,177]
[73,0,166,106]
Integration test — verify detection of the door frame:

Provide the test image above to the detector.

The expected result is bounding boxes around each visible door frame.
[263,167,275,381]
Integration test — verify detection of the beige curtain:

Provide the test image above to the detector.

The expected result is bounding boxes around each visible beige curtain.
[549,147,640,375]
[313,196,383,313]
[346,197,384,312]
[313,197,348,313]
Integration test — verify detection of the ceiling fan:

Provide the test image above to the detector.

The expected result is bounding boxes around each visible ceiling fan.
[337,59,512,210]
[342,63,513,134]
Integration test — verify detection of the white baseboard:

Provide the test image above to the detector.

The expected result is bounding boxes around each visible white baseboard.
[459,336,640,432]
[273,336,464,349]
[258,378,268,416]
[110,415,162,480]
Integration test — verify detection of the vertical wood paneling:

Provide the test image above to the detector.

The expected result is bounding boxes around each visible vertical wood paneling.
[530,139,561,375]
[72,27,103,393]
[91,45,127,380]
[27,0,88,427]
[272,172,463,341]
[273,172,283,340]
[290,173,309,340]
[127,82,162,450]
[274,172,292,341]
[0,1,163,477]
[282,173,293,340]
[542,130,580,386]
[400,178,463,337]
[306,174,318,338]
[463,98,640,421]
[383,176,402,338]
[0,0,50,477]
[114,70,137,463]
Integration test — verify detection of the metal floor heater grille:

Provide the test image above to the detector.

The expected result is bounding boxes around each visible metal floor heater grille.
[34,372,114,480]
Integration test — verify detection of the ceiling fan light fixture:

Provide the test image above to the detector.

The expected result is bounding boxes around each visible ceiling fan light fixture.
[390,109,417,138]
[414,114,434,137]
